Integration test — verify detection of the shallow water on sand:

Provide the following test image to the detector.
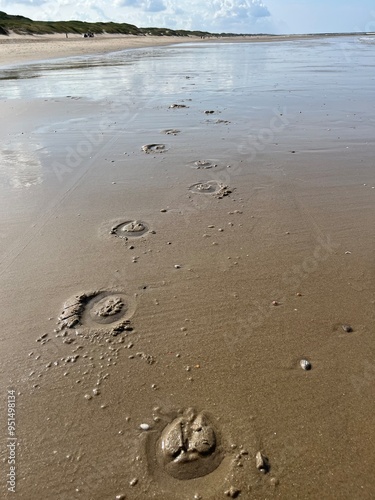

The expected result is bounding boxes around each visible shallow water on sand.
[1,37,375,499]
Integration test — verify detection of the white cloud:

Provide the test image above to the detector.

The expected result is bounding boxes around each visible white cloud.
[214,0,270,21]
[0,0,273,33]
[250,1,270,17]
[117,0,167,12]
[2,0,48,5]
[145,0,167,12]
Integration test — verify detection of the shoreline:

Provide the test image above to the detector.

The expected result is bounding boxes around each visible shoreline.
[0,31,367,67]
[0,34,195,66]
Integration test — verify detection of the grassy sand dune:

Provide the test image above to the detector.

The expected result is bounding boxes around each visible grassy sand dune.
[0,10,212,37]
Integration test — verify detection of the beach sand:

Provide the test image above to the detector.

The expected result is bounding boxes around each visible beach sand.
[0,32,345,66]
[0,33,200,65]
[1,36,375,499]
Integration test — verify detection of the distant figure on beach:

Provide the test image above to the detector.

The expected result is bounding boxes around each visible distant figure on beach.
[66,33,68,38]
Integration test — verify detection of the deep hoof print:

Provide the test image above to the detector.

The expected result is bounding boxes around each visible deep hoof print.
[88,295,125,325]
[157,408,223,480]
[169,104,188,109]
[57,290,135,336]
[162,129,181,136]
[144,408,232,498]
[142,144,168,154]
[189,181,231,198]
[191,160,217,170]
[111,220,149,238]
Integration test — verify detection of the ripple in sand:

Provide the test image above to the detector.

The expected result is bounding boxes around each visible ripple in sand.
[189,181,231,197]
[57,290,135,333]
[142,144,168,154]
[111,220,149,238]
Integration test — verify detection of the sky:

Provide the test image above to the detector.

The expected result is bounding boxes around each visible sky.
[1,0,375,35]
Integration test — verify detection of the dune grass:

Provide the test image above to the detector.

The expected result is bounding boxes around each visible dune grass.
[0,11,213,37]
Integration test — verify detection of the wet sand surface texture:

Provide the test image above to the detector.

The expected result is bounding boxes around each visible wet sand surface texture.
[0,36,375,499]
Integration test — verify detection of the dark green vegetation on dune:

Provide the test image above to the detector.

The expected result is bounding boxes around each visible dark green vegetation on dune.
[0,11,369,39]
[0,11,215,37]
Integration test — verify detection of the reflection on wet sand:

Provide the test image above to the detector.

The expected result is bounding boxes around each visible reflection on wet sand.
[0,142,43,189]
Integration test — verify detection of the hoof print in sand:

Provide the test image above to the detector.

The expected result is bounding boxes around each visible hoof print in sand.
[89,295,125,324]
[111,220,149,239]
[142,144,168,154]
[192,160,217,170]
[169,104,188,109]
[163,129,181,136]
[58,291,134,334]
[189,181,231,198]
[157,408,223,480]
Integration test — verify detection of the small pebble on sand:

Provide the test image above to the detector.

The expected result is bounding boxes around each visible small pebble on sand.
[300,359,311,371]
[224,486,241,498]
[342,324,353,333]
[256,451,269,473]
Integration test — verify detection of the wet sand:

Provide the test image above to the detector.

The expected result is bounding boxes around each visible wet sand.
[0,32,357,66]
[1,36,375,499]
